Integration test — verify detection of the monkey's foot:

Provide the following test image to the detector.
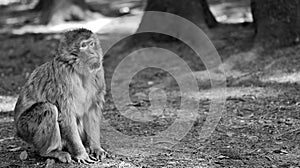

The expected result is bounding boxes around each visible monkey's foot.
[87,146,107,161]
[41,151,72,163]
[74,152,97,164]
[56,151,72,163]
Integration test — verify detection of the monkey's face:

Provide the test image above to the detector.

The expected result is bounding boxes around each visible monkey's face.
[78,35,103,72]
[58,29,103,73]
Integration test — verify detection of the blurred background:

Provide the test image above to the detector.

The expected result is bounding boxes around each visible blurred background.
[1,0,300,168]
[0,0,252,31]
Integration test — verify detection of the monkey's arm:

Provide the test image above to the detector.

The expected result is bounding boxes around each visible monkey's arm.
[83,102,106,160]
[59,101,96,164]
[83,69,106,159]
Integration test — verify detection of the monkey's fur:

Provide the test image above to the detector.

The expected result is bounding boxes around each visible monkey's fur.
[14,28,106,163]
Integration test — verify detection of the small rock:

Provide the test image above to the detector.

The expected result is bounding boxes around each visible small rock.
[168,161,176,164]
[9,147,21,152]
[226,131,234,137]
[285,118,293,125]
[119,161,132,168]
[275,141,283,145]
[19,151,28,161]
[217,155,228,159]
[8,145,17,148]
[45,159,55,168]
[273,149,288,154]
[135,92,147,100]
[248,135,259,142]
[147,81,154,85]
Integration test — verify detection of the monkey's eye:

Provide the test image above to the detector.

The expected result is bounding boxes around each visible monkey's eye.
[89,41,95,48]
[80,42,88,49]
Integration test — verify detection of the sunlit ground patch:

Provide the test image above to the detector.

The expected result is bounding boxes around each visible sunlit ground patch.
[187,86,280,100]
[0,95,17,112]
[261,72,300,84]
[10,18,113,34]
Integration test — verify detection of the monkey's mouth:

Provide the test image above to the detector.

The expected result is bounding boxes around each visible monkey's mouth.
[90,62,101,70]
[87,57,101,70]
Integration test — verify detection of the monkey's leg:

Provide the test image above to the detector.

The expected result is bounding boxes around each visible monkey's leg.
[83,103,106,160]
[16,102,72,163]
[59,108,97,164]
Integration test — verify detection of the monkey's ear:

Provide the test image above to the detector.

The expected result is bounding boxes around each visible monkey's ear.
[57,36,68,55]
[59,36,67,46]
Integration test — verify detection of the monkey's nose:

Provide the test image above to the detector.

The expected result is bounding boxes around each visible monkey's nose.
[90,62,100,70]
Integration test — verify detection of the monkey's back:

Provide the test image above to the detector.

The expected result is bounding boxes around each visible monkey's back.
[14,60,69,121]
[14,58,106,121]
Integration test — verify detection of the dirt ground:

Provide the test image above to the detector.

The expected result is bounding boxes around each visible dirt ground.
[1,1,300,168]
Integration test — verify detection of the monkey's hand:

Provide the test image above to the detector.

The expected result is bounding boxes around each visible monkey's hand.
[74,151,98,164]
[56,151,72,163]
[86,146,107,161]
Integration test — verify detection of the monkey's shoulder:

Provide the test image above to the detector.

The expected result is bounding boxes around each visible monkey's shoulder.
[28,62,49,77]
[15,61,56,118]
[21,61,70,101]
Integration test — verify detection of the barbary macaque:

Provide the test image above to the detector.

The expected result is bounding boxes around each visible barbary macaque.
[14,28,106,163]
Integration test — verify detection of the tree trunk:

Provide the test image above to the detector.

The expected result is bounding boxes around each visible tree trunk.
[136,0,216,41]
[200,0,218,28]
[36,0,94,25]
[252,0,300,48]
